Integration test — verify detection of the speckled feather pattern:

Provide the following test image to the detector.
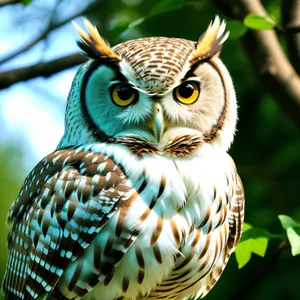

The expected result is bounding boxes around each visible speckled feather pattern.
[113,37,195,94]
[4,147,131,299]
[3,143,244,300]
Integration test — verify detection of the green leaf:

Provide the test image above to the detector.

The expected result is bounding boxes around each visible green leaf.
[226,20,248,39]
[278,215,300,230]
[128,17,145,29]
[287,228,300,256]
[128,0,187,29]
[234,242,252,269]
[148,0,187,18]
[22,0,32,5]
[278,215,300,256]
[243,14,276,30]
[235,223,270,268]
[242,222,252,232]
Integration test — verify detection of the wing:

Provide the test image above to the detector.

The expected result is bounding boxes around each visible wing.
[202,170,245,296]
[226,174,245,250]
[2,145,137,300]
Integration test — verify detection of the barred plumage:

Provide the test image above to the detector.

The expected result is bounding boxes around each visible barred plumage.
[3,16,244,300]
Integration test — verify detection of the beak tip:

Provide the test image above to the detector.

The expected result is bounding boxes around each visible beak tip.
[152,103,164,142]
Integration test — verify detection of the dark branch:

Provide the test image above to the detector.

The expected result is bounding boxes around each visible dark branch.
[281,0,300,75]
[0,53,87,89]
[275,25,300,34]
[212,0,300,129]
[0,1,101,65]
[230,240,290,300]
[0,0,22,7]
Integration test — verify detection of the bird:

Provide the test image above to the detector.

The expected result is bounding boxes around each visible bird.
[2,16,244,300]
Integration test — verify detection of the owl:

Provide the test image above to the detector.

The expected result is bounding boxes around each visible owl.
[2,16,244,300]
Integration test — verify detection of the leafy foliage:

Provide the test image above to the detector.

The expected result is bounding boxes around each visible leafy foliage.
[147,0,187,18]
[226,20,248,39]
[112,0,188,32]
[235,223,271,268]
[279,215,300,256]
[22,0,32,6]
[287,228,300,256]
[243,14,276,30]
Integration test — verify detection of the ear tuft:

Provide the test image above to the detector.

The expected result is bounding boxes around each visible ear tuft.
[73,18,121,61]
[192,16,229,63]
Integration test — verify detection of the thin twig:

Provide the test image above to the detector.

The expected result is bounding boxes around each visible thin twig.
[230,240,290,300]
[0,1,100,66]
[38,0,62,58]
[0,0,22,7]
[275,25,300,34]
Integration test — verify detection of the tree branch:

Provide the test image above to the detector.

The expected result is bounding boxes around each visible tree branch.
[230,240,290,300]
[213,0,300,129]
[0,0,100,66]
[0,53,87,89]
[275,25,300,34]
[281,0,300,75]
[0,0,22,7]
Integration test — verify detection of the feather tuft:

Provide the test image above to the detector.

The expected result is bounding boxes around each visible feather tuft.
[73,18,121,61]
[192,16,229,63]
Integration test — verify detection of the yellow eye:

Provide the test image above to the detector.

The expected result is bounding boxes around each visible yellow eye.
[111,84,137,107]
[174,81,200,105]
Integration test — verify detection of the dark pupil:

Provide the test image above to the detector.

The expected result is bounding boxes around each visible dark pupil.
[178,83,194,98]
[117,85,133,100]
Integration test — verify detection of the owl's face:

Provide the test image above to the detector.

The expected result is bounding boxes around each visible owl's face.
[60,18,237,154]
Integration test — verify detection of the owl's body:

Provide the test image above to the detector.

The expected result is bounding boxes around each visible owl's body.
[3,17,244,300]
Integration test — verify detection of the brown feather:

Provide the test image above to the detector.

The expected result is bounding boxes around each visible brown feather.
[73,19,120,61]
[192,16,229,63]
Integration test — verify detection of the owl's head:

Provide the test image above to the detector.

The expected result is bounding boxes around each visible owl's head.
[59,17,237,156]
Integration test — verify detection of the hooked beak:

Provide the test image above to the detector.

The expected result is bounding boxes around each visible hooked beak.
[151,102,165,142]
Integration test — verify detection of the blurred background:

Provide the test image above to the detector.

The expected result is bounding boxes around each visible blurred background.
[0,0,299,299]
